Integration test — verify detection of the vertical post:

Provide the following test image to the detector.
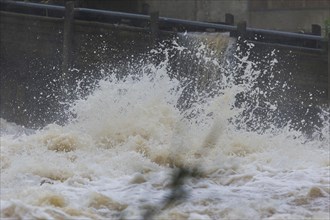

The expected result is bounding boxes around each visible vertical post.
[62,1,74,79]
[328,33,330,102]
[311,24,321,36]
[150,11,159,45]
[311,24,321,48]
[225,13,234,25]
[237,21,247,39]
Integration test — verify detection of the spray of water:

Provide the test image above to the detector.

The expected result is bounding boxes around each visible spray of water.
[1,34,329,219]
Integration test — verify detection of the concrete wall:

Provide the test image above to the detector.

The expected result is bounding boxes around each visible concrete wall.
[0,10,328,129]
[145,0,248,23]
[248,9,330,34]
[0,11,173,127]
[195,0,248,23]
[19,0,330,33]
[144,0,329,34]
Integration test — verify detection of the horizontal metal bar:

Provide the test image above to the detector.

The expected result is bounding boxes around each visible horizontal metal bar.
[77,7,237,31]
[76,8,150,21]
[0,0,326,44]
[247,27,324,41]
[158,17,237,31]
[247,40,326,53]
[0,0,64,14]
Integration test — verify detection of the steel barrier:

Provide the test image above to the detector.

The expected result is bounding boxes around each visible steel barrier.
[0,0,327,52]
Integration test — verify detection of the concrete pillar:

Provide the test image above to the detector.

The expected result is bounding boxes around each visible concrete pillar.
[62,1,74,78]
[150,11,159,45]
[328,33,330,102]
[237,21,247,39]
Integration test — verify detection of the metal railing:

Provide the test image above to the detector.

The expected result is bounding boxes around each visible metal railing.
[0,0,328,52]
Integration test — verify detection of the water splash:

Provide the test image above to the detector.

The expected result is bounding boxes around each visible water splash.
[1,34,329,219]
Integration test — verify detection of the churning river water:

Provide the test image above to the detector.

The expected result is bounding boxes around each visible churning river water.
[1,34,329,219]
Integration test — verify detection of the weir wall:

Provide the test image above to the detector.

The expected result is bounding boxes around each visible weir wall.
[75,0,330,34]
[0,11,328,128]
[0,11,174,127]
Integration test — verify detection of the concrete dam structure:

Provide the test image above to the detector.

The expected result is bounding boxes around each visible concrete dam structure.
[1,2,330,220]
[0,0,329,128]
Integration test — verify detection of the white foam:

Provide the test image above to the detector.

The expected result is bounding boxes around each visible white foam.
[1,36,329,219]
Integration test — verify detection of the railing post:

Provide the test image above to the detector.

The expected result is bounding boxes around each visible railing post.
[311,24,321,36]
[328,33,330,102]
[225,13,234,25]
[62,1,74,80]
[311,24,321,48]
[150,11,159,45]
[237,21,247,40]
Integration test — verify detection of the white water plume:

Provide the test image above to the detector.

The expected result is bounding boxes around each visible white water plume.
[1,35,329,219]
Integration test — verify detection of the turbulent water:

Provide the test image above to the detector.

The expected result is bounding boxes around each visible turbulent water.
[1,34,329,220]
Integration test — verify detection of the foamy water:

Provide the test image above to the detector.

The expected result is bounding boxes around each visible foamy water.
[1,35,329,220]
